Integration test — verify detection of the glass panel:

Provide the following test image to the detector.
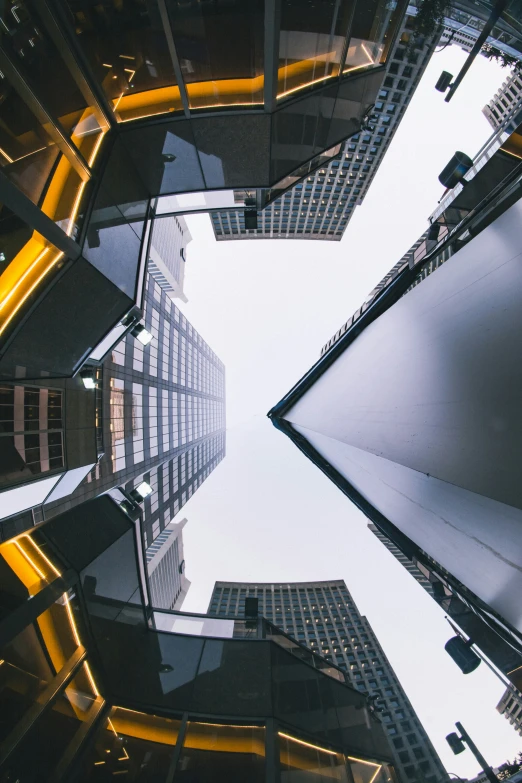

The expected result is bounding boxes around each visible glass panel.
[76,707,180,782]
[153,611,235,637]
[175,721,265,782]
[0,0,106,158]
[169,0,264,110]
[279,731,349,782]
[0,529,63,619]
[348,756,385,783]
[0,622,54,744]
[0,662,97,783]
[37,589,81,674]
[0,385,64,487]
[343,0,400,75]
[64,0,182,122]
[277,0,352,100]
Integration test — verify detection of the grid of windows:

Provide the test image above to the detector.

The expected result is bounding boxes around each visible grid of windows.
[211,15,438,243]
[209,580,448,783]
[45,272,226,545]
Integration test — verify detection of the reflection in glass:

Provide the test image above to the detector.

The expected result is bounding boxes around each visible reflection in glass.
[0,662,98,783]
[169,0,264,109]
[277,0,352,99]
[0,529,62,607]
[64,0,182,122]
[343,0,398,74]
[279,731,349,782]
[0,623,54,744]
[0,0,106,159]
[76,707,180,782]
[176,721,265,782]
[348,755,384,783]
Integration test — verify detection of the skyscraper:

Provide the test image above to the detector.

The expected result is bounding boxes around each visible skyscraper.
[368,525,434,598]
[0,495,399,782]
[209,579,448,783]
[146,517,190,610]
[13,269,227,549]
[497,688,522,737]
[148,215,192,303]
[268,115,522,692]
[483,70,522,129]
[210,13,440,242]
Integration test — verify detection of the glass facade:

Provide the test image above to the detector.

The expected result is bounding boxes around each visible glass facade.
[209,581,448,783]
[0,498,396,783]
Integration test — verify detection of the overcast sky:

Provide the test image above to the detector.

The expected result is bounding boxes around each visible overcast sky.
[174,45,520,777]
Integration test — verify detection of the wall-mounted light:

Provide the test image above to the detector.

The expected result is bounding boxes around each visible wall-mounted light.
[80,370,96,389]
[130,481,153,503]
[131,324,153,345]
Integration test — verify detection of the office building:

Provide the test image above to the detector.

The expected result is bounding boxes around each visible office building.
[497,688,522,737]
[36,269,226,548]
[148,214,191,303]
[211,13,440,241]
[146,517,190,610]
[435,1,522,60]
[367,524,522,693]
[269,115,522,694]
[0,494,398,782]
[368,524,435,598]
[483,71,522,129]
[209,580,448,783]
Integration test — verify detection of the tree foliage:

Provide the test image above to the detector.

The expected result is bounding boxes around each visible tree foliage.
[411,0,450,38]
[481,43,522,72]
[497,752,522,781]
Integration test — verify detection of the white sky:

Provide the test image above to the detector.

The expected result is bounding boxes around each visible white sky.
[175,45,521,778]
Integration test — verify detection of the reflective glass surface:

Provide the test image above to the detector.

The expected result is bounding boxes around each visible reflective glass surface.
[278,0,352,99]
[64,0,181,122]
[168,0,264,109]
[76,708,180,781]
[175,721,265,782]
[279,731,349,782]
[344,0,399,74]
[0,622,54,744]
[348,756,386,783]
[0,662,97,783]
[0,529,63,617]
[0,0,106,156]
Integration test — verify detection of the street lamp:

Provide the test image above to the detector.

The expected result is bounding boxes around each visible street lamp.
[446,722,497,783]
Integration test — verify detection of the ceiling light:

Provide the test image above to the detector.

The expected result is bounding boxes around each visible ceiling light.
[133,481,153,502]
[131,324,153,345]
[80,370,96,389]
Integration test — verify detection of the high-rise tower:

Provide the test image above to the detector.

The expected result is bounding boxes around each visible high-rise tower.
[209,579,448,783]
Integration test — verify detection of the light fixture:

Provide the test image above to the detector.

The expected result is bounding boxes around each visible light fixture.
[80,370,96,389]
[130,481,153,503]
[131,324,153,345]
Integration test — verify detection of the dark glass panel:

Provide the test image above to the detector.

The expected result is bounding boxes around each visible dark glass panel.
[190,638,272,716]
[278,0,353,100]
[64,0,181,122]
[0,662,97,783]
[344,0,402,73]
[169,0,264,109]
[279,731,349,782]
[175,721,265,782]
[0,0,105,159]
[272,643,326,739]
[74,708,180,782]
[348,757,387,783]
[0,622,54,745]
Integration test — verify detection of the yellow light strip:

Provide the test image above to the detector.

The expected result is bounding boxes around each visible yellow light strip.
[119,109,176,123]
[278,732,338,756]
[88,131,106,168]
[23,535,62,577]
[0,249,63,338]
[348,756,381,767]
[368,766,383,783]
[0,247,50,313]
[14,541,46,580]
[118,748,130,761]
[108,718,119,737]
[85,662,100,697]
[191,721,263,729]
[94,761,106,765]
[277,72,337,100]
[64,593,81,647]
[0,146,14,163]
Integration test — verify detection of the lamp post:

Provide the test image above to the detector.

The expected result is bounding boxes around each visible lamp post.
[446,722,497,783]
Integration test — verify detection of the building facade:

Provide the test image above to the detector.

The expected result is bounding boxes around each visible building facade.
[368,524,435,598]
[209,579,448,783]
[40,269,226,548]
[148,214,192,303]
[435,0,522,59]
[497,688,522,737]
[483,70,522,129]
[146,516,191,610]
[210,13,440,242]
